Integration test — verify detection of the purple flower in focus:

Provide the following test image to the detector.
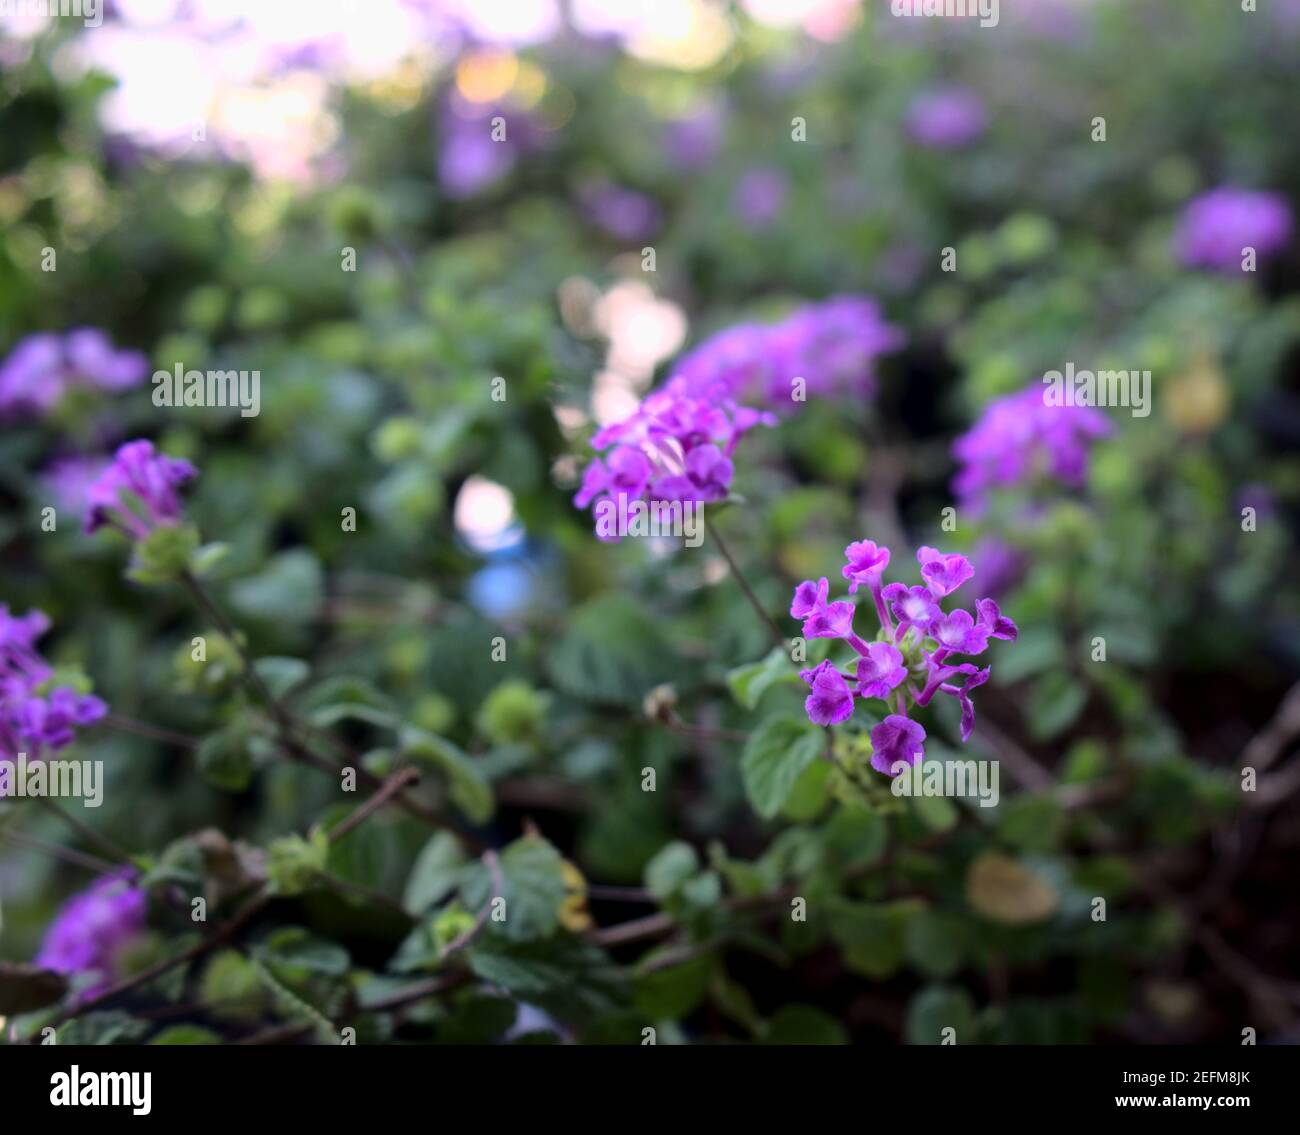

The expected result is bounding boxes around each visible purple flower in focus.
[976,598,1018,641]
[870,715,926,774]
[855,642,907,700]
[932,609,989,656]
[917,546,974,599]
[786,540,1017,775]
[85,439,197,538]
[35,872,147,1000]
[905,86,988,150]
[843,539,890,594]
[1174,188,1293,273]
[791,577,855,639]
[883,583,941,638]
[800,659,855,726]
[732,167,788,230]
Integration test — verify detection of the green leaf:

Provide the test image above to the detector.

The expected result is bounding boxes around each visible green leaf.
[761,1004,847,1045]
[196,728,255,792]
[253,656,310,698]
[905,911,967,979]
[726,647,800,710]
[1027,673,1088,741]
[229,550,323,625]
[304,676,399,729]
[634,953,714,1019]
[643,841,699,900]
[461,834,567,942]
[546,595,676,707]
[741,716,825,819]
[257,927,350,978]
[399,727,493,824]
[998,795,1068,853]
[403,832,467,915]
[266,829,329,895]
[829,899,922,979]
[188,541,231,579]
[127,523,200,585]
[906,986,977,1045]
[150,1025,222,1044]
[0,962,68,1014]
[468,936,626,1021]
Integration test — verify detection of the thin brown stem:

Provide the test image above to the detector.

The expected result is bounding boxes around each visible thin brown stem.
[704,516,786,649]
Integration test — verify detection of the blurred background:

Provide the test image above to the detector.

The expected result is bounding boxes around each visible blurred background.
[1,0,1298,1045]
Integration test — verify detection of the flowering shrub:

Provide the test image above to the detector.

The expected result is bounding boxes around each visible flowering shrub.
[0,0,1296,1056]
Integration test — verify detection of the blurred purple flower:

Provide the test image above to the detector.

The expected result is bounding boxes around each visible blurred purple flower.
[439,124,515,197]
[85,439,198,539]
[664,103,726,170]
[1174,188,1293,273]
[952,385,1110,510]
[732,166,788,229]
[580,182,663,242]
[35,872,147,1000]
[870,715,926,774]
[0,329,147,419]
[905,86,988,150]
[0,605,105,763]
[674,296,904,411]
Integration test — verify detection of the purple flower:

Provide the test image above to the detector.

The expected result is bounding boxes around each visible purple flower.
[870,715,926,774]
[574,375,773,540]
[784,540,1016,771]
[855,642,907,700]
[732,166,788,230]
[800,660,855,726]
[1174,188,1293,273]
[917,546,974,599]
[953,385,1110,510]
[35,872,147,1000]
[0,606,105,763]
[580,181,663,242]
[905,86,988,150]
[664,102,726,170]
[976,598,1018,641]
[932,609,989,656]
[883,583,941,638]
[0,329,146,419]
[843,539,890,594]
[790,577,855,639]
[85,439,197,538]
[671,297,904,412]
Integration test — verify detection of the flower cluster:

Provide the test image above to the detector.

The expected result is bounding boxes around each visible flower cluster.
[792,542,1016,774]
[904,86,989,150]
[573,376,774,541]
[0,329,148,419]
[0,606,106,763]
[674,295,905,410]
[35,871,148,999]
[84,439,198,538]
[951,385,1110,511]
[1174,188,1293,273]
